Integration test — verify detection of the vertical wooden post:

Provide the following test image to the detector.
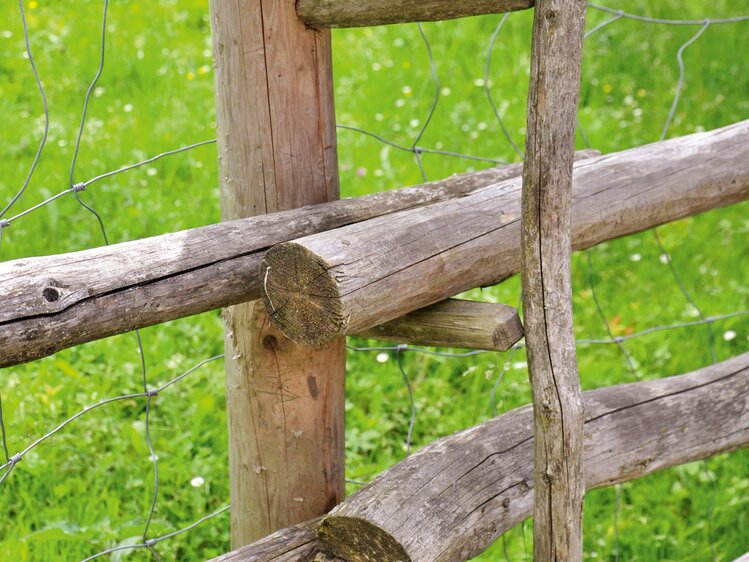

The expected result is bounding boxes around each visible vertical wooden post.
[209,0,345,548]
[521,0,587,560]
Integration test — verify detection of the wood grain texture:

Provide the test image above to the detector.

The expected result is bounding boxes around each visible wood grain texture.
[210,0,344,546]
[206,518,319,562]
[261,120,749,347]
[520,0,587,559]
[358,299,523,351]
[317,352,749,562]
[0,158,537,369]
[296,0,533,28]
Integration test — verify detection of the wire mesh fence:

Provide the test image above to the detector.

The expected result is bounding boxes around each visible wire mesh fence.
[1,0,748,560]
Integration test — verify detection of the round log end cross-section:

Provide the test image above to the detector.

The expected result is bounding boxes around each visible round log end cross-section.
[261,242,345,347]
[318,517,411,562]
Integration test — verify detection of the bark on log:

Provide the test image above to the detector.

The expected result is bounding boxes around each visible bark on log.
[357,299,523,351]
[520,0,587,559]
[0,158,539,369]
[206,518,319,562]
[261,120,749,348]
[296,0,533,28]
[316,352,749,562]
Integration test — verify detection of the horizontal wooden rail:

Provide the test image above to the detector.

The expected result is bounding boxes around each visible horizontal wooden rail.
[262,120,749,348]
[0,158,543,368]
[319,352,749,561]
[358,299,523,350]
[208,518,320,562]
[296,0,534,28]
[208,351,749,561]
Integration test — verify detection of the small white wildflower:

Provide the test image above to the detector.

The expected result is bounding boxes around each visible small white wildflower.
[190,476,205,487]
[376,352,389,364]
[723,330,737,341]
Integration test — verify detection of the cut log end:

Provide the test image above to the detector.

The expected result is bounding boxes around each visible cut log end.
[318,516,411,562]
[262,242,344,347]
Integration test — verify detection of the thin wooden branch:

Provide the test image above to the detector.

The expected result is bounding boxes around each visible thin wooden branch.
[520,0,587,559]
[316,352,749,562]
[357,299,523,350]
[0,158,538,368]
[296,0,533,28]
[261,120,749,348]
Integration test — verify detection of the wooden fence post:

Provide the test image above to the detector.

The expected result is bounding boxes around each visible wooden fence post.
[521,0,587,560]
[209,0,345,548]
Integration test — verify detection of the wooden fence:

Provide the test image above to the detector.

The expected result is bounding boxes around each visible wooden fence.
[2,0,748,560]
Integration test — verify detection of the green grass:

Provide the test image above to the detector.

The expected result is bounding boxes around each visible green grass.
[1,1,748,560]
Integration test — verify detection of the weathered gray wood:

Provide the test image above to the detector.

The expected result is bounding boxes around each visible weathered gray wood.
[261,120,749,348]
[520,0,587,559]
[733,552,749,562]
[0,158,538,369]
[317,352,749,562]
[296,0,533,28]
[357,299,523,350]
[206,518,319,562]
[210,0,345,546]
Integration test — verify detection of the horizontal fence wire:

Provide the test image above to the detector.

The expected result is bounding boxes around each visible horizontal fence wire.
[0,1,747,561]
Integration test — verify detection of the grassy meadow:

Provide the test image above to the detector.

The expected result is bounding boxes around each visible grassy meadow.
[1,0,748,560]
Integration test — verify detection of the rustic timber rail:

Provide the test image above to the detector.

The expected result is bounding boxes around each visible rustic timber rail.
[208,352,749,561]
[2,125,746,367]
[261,120,749,348]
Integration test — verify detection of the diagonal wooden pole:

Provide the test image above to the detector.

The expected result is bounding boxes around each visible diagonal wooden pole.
[521,0,588,560]
[209,0,345,547]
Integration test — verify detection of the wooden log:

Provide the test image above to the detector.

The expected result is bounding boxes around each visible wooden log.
[0,158,540,369]
[520,0,587,559]
[210,0,345,546]
[261,120,749,348]
[296,0,533,28]
[316,352,749,562]
[357,299,523,350]
[207,518,319,562]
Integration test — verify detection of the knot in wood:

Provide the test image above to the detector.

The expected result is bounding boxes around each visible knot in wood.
[42,286,61,303]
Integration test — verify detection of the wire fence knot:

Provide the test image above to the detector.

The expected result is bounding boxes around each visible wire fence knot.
[145,538,157,548]
[145,388,159,398]
[9,453,22,466]
[72,182,87,193]
[0,219,10,229]
[412,146,423,155]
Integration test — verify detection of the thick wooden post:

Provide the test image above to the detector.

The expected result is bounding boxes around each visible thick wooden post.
[209,0,345,547]
[521,0,587,560]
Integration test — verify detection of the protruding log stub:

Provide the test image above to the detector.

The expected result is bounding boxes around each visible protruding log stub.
[358,299,523,351]
[318,517,411,562]
[262,242,346,347]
